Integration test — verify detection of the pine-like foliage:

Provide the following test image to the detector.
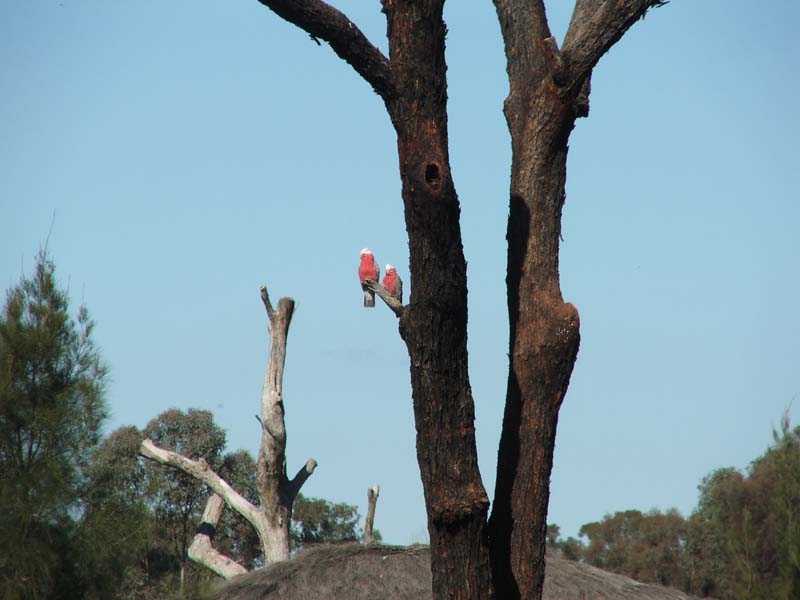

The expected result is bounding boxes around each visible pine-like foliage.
[0,251,108,600]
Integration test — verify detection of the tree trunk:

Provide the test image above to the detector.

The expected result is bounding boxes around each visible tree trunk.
[382,2,493,597]
[256,288,317,563]
[489,80,581,599]
[364,484,379,544]
[488,2,665,597]
[253,1,668,598]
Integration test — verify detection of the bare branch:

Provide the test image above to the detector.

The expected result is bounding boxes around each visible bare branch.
[140,438,263,526]
[364,483,380,544]
[286,458,318,502]
[188,494,248,579]
[260,285,274,322]
[256,0,394,101]
[362,280,404,318]
[562,0,668,89]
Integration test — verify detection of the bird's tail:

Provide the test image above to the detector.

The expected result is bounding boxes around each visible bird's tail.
[364,289,375,308]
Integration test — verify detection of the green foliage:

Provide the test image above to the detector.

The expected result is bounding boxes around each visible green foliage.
[0,252,386,598]
[549,412,800,600]
[77,426,151,600]
[216,449,262,569]
[0,251,108,600]
[686,415,800,600]
[291,494,362,550]
[578,508,690,589]
[142,408,227,595]
[546,524,583,562]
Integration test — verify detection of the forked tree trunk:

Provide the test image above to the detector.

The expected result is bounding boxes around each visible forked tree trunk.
[489,2,666,598]
[252,1,668,598]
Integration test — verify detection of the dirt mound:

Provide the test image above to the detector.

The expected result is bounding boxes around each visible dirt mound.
[209,544,705,600]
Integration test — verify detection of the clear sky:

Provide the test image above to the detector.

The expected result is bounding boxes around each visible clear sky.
[2,1,798,546]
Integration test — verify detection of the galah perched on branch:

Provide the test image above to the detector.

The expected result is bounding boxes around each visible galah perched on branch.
[382,264,403,304]
[358,248,380,308]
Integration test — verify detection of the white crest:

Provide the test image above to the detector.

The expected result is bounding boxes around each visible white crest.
[385,264,394,272]
[360,248,372,256]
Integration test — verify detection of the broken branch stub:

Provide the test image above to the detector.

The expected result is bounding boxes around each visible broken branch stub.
[365,484,380,544]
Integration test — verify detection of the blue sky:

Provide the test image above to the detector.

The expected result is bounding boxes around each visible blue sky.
[2,1,798,546]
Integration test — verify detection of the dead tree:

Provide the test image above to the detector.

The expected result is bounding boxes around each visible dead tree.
[140,286,316,572]
[364,484,380,544]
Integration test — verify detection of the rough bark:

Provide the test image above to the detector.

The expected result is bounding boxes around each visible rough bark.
[253,1,492,596]
[488,2,667,599]
[139,286,316,571]
[253,1,669,599]
[364,484,380,544]
[383,3,494,597]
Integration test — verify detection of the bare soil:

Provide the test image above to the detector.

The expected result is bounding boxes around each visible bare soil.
[209,544,706,600]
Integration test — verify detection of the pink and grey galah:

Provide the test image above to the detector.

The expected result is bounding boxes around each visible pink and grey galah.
[382,264,403,304]
[358,248,380,308]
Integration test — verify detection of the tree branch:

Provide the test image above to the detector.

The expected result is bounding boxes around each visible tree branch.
[362,280,404,318]
[286,458,318,502]
[256,0,394,101]
[139,438,263,527]
[364,483,380,544]
[493,0,553,84]
[260,286,274,322]
[188,494,248,579]
[562,0,668,90]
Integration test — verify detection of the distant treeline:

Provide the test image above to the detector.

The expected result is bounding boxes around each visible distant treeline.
[548,413,800,600]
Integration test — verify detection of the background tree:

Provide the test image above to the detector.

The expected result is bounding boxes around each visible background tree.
[579,509,689,589]
[290,493,362,550]
[254,1,670,597]
[686,415,800,600]
[544,523,581,562]
[0,250,108,600]
[77,426,150,600]
[215,450,263,570]
[142,408,227,596]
